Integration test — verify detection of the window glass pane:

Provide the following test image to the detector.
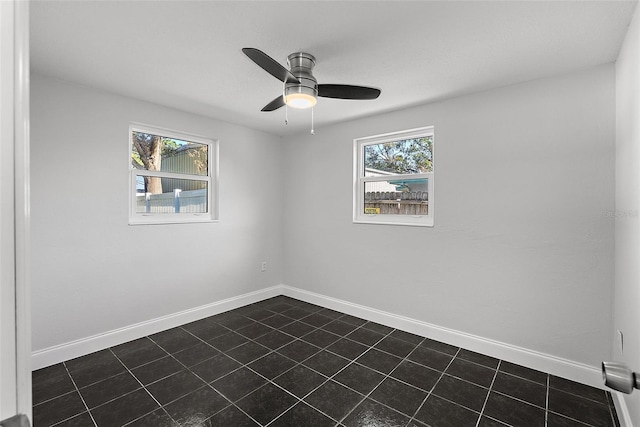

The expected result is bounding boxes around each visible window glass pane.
[364,179,429,215]
[135,178,208,213]
[363,137,433,176]
[131,131,208,176]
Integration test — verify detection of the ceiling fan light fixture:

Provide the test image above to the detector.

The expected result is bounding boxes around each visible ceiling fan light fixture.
[284,86,317,109]
[242,48,381,115]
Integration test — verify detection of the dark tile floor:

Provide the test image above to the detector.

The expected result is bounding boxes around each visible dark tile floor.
[33,296,620,427]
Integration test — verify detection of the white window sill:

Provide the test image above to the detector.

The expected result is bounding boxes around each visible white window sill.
[129,216,218,226]
[353,217,434,227]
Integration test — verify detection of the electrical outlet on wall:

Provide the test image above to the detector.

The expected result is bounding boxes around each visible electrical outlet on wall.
[261,261,267,272]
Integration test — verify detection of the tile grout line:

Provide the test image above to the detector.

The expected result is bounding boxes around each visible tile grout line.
[544,383,612,427]
[113,336,249,427]
[545,373,550,427]
[31,387,76,408]
[50,351,171,426]
[474,359,501,427]
[171,300,341,426]
[158,307,301,425]
[35,297,619,427]
[60,361,99,427]
[170,302,311,425]
[59,333,206,405]
[547,376,615,406]
[333,332,429,424]
[263,320,398,426]
[266,304,492,426]
[152,325,277,427]
[489,387,548,412]
[546,408,602,427]
[407,347,462,426]
[262,317,403,426]
[123,332,256,426]
[241,301,381,426]
[44,300,384,425]
[108,346,180,427]
[85,298,409,418]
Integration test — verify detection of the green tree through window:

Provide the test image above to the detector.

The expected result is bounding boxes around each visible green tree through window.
[364,137,433,174]
[131,132,186,194]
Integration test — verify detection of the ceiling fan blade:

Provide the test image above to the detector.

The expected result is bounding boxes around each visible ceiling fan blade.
[318,84,381,100]
[261,95,285,112]
[242,48,300,84]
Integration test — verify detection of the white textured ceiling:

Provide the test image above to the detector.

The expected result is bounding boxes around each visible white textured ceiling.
[31,0,637,137]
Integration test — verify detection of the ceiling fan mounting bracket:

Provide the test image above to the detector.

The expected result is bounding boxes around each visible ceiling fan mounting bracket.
[285,52,318,100]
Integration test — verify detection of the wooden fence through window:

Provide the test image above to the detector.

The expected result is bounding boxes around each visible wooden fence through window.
[364,191,428,215]
[136,189,207,213]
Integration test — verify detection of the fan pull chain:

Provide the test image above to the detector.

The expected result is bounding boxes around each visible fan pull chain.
[284,103,288,126]
[310,107,315,135]
[284,104,289,125]
[282,81,288,125]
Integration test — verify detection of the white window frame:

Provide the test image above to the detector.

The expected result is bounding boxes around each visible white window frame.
[129,123,219,225]
[353,126,434,227]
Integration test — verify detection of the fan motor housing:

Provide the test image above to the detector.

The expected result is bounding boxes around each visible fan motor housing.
[285,52,318,100]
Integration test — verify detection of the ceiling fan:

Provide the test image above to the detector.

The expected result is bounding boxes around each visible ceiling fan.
[242,48,381,112]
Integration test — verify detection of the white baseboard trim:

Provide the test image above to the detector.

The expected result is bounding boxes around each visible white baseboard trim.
[32,283,609,394]
[31,285,283,370]
[279,285,607,390]
[612,392,633,427]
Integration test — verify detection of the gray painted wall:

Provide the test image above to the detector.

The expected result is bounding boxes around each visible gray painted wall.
[614,4,640,425]
[31,64,616,379]
[282,64,615,368]
[30,75,285,351]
